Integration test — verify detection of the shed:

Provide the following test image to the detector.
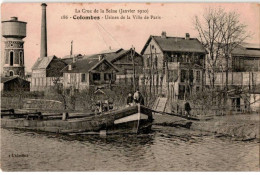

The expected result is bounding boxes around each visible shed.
[1,76,30,91]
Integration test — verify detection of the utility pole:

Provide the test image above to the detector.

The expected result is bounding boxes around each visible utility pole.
[166,54,169,98]
[149,45,153,98]
[131,46,136,91]
[225,53,229,106]
[70,40,73,56]
[155,48,159,95]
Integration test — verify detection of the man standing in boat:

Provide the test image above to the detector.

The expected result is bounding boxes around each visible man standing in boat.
[133,89,144,105]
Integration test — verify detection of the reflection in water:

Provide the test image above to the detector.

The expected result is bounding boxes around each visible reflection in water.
[1,127,259,171]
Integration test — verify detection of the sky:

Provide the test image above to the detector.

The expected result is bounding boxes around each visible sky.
[1,3,259,72]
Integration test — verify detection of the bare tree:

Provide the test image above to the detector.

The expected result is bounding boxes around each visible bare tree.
[194,7,250,90]
[13,77,30,109]
[52,77,68,110]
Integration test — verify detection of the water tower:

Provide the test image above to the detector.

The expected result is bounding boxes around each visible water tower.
[2,17,27,77]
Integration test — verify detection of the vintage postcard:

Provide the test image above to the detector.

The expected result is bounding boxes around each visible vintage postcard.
[1,2,259,171]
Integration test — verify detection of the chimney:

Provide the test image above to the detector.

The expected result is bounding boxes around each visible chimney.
[11,17,18,21]
[68,64,72,71]
[98,54,104,61]
[72,56,77,63]
[40,3,47,58]
[161,31,167,38]
[185,33,190,40]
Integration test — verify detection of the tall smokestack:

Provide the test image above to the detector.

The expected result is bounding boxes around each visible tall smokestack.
[40,3,47,58]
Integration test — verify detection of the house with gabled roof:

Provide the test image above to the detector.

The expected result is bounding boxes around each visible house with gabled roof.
[62,57,120,91]
[83,48,144,86]
[31,55,67,91]
[141,31,207,101]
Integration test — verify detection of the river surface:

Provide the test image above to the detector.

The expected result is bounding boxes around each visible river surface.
[1,126,259,171]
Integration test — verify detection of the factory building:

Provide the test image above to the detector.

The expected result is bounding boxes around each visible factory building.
[30,3,68,92]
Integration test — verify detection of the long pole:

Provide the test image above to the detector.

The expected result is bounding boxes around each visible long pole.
[149,45,153,98]
[70,40,73,56]
[131,46,136,91]
[166,54,169,97]
[155,48,159,95]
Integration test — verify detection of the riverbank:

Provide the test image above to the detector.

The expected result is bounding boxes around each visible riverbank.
[153,113,259,141]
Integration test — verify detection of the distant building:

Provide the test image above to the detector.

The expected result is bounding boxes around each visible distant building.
[61,54,83,64]
[141,32,207,100]
[205,44,260,86]
[62,57,119,91]
[1,76,30,92]
[206,43,260,112]
[231,43,260,72]
[31,55,67,91]
[2,17,26,78]
[87,48,144,85]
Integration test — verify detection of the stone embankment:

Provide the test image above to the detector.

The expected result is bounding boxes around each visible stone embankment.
[153,113,259,141]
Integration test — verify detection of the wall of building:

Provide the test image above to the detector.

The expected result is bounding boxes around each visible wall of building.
[30,58,67,91]
[206,71,260,87]
[2,79,30,92]
[3,39,25,77]
[31,69,64,91]
[250,94,260,112]
[46,59,67,77]
[112,52,143,75]
[243,58,259,71]
[63,72,89,90]
[142,38,165,71]
[232,56,259,72]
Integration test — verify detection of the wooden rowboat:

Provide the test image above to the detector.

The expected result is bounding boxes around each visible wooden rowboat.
[1,104,153,135]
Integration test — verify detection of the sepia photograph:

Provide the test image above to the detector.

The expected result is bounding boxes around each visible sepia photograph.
[0,1,259,172]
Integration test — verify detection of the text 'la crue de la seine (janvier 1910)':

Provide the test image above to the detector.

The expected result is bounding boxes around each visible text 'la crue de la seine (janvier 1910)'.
[60,8,162,20]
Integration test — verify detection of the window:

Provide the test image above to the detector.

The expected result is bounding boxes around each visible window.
[19,51,23,65]
[104,73,112,81]
[178,85,185,100]
[196,86,200,92]
[167,70,178,82]
[147,56,150,67]
[154,56,158,67]
[81,73,86,82]
[93,73,101,81]
[10,51,14,66]
[196,71,200,83]
[189,70,194,83]
[168,55,174,62]
[180,69,187,82]
[126,69,133,74]
[9,71,14,76]
[67,74,71,83]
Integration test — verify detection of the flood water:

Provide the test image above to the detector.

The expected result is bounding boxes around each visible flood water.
[1,126,259,171]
